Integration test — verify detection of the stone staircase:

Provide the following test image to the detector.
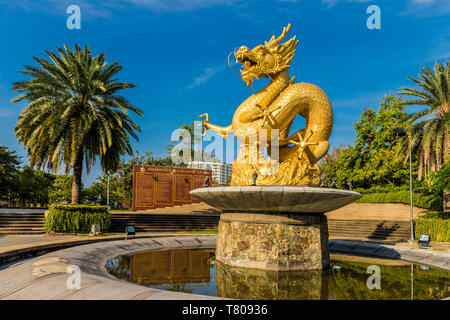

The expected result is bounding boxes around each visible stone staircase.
[327,219,411,242]
[109,212,221,233]
[0,212,46,234]
[0,207,412,242]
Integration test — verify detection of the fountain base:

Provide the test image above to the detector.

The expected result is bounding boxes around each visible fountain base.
[216,212,329,271]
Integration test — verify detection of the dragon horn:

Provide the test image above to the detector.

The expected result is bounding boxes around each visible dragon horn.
[265,24,291,48]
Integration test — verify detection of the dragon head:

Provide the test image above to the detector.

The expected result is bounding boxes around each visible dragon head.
[234,24,299,88]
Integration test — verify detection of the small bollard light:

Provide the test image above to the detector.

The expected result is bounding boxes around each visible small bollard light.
[125,226,135,240]
[418,234,431,251]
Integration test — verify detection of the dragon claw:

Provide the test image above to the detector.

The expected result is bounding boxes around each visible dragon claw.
[289,130,318,160]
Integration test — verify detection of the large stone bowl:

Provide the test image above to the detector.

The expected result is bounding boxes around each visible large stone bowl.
[190,186,361,271]
[190,186,361,213]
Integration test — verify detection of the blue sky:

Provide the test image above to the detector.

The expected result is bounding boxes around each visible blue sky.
[0,0,449,185]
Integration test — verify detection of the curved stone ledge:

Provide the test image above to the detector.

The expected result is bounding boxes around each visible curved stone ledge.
[330,240,450,271]
[0,236,220,300]
[0,236,448,300]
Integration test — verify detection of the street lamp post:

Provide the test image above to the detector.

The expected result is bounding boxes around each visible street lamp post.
[408,132,414,241]
[395,128,414,241]
[106,171,122,210]
[106,174,110,210]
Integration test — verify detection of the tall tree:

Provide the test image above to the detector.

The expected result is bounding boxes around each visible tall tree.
[398,60,450,179]
[321,96,411,189]
[0,145,21,202]
[12,44,143,204]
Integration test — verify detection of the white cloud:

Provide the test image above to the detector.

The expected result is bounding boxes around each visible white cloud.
[332,91,390,108]
[0,0,240,17]
[0,109,15,118]
[187,67,224,89]
[401,0,450,17]
[123,0,239,11]
[321,0,370,9]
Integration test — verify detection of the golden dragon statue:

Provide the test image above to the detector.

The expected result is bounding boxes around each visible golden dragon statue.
[199,24,333,186]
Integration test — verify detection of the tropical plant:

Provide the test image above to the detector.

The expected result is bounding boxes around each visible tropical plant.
[398,60,450,179]
[0,145,21,202]
[45,204,111,232]
[12,44,143,204]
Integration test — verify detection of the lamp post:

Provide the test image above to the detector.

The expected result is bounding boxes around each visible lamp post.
[106,171,122,210]
[395,127,414,241]
[106,174,110,210]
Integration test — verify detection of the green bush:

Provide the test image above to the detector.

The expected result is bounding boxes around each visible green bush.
[415,215,450,242]
[353,185,408,195]
[45,204,111,233]
[355,191,442,211]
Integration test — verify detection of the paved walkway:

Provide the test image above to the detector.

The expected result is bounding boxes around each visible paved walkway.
[0,209,46,214]
[0,234,79,248]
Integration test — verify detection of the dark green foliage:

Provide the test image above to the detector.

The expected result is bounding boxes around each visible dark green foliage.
[321,96,411,189]
[415,216,450,242]
[45,204,111,232]
[0,145,21,201]
[355,191,442,211]
[15,166,55,206]
[48,175,73,203]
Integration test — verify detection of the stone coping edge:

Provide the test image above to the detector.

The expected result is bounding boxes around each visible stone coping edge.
[0,236,221,300]
[0,233,208,266]
[330,240,450,271]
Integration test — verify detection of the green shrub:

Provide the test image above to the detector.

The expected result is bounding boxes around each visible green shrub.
[45,204,111,233]
[415,216,450,242]
[355,191,442,211]
[420,211,450,219]
[353,185,408,195]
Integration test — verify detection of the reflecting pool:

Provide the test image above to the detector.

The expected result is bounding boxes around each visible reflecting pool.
[105,249,450,300]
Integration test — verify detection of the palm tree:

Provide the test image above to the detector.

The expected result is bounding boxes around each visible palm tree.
[398,60,449,180]
[13,44,143,204]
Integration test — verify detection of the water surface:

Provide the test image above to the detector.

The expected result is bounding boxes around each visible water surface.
[105,248,450,300]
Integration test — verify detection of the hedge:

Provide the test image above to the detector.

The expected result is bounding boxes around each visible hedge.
[355,190,442,211]
[45,204,111,233]
[415,213,450,242]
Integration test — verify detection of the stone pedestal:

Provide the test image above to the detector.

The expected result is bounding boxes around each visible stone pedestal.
[216,212,330,271]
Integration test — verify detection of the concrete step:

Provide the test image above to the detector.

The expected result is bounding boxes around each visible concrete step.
[327,219,410,241]
[0,230,46,234]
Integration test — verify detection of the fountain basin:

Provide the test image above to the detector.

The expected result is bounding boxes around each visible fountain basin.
[190,186,361,213]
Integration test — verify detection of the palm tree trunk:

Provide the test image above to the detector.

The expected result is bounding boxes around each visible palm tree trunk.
[71,146,84,204]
